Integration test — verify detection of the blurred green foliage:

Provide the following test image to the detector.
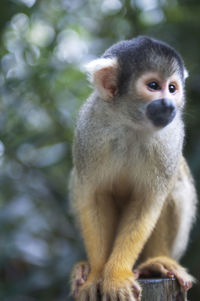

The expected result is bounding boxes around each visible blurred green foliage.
[0,0,199,300]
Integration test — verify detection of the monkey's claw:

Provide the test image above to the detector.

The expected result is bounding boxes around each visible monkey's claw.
[70,261,90,298]
[135,256,195,291]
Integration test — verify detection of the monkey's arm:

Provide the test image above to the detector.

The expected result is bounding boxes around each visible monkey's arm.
[73,182,118,282]
[103,194,165,292]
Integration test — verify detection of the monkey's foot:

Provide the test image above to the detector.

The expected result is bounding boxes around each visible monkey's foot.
[102,273,142,301]
[135,256,195,291]
[70,261,90,299]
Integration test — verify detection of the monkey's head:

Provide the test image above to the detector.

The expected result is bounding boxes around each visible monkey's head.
[86,36,188,130]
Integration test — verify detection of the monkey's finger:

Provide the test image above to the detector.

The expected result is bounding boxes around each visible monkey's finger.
[179,280,192,291]
[110,292,118,301]
[79,290,89,301]
[156,263,170,276]
[75,264,84,280]
[73,286,79,299]
[118,290,127,301]
[127,287,137,301]
[117,288,134,301]
[128,294,137,301]
[167,271,175,278]
[102,293,110,301]
[72,278,85,299]
[88,284,99,301]
[77,278,85,286]
[131,281,141,299]
[132,269,140,279]
[176,277,191,291]
[82,263,90,281]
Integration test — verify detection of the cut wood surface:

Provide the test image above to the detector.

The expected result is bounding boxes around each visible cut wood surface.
[70,278,188,301]
[139,278,187,301]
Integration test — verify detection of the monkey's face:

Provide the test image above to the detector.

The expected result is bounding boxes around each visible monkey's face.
[85,36,187,131]
[131,71,184,129]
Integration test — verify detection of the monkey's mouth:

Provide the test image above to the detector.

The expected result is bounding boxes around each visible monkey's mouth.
[146,98,176,127]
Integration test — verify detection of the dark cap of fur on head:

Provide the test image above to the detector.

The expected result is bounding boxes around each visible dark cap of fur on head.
[103,36,185,95]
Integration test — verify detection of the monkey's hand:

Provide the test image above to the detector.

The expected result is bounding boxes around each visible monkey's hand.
[135,256,195,291]
[102,270,141,301]
[70,261,90,299]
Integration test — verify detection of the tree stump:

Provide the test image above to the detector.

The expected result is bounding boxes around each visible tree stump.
[70,278,188,301]
[139,278,187,301]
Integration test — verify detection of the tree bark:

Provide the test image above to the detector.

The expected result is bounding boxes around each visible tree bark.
[139,278,187,301]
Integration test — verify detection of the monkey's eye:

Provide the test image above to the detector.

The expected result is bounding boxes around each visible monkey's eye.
[169,84,176,94]
[147,81,160,91]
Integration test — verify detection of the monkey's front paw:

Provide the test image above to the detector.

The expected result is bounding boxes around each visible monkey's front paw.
[102,272,142,301]
[135,256,195,291]
[70,261,90,299]
[77,278,102,301]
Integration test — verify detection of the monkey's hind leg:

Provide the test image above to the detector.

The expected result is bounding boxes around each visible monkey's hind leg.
[135,159,197,291]
[70,261,90,299]
[136,256,194,291]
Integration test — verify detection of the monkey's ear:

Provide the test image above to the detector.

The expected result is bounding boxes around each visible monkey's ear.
[85,57,118,101]
[184,68,189,80]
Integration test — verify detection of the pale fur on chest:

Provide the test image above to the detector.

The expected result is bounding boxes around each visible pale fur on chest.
[92,121,183,200]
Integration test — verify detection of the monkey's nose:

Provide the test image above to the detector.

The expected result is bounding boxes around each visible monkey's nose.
[146,98,176,127]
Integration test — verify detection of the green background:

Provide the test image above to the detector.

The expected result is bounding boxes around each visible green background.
[0,0,199,300]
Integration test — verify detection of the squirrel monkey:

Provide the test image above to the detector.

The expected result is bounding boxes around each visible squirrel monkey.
[69,36,197,301]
